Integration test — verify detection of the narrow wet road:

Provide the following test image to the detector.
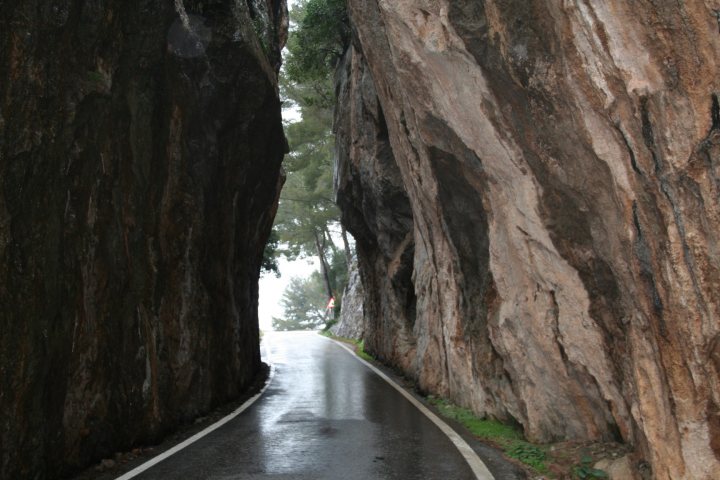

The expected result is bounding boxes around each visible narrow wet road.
[133,331,480,479]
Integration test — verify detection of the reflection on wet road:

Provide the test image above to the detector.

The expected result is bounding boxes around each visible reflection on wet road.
[134,331,477,479]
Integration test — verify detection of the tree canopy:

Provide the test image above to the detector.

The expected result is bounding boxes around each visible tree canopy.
[269,0,351,327]
[261,229,281,277]
[283,0,349,87]
[272,273,329,331]
[273,103,336,261]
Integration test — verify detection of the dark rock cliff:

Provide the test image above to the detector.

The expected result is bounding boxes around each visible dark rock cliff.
[335,1,720,478]
[0,1,287,478]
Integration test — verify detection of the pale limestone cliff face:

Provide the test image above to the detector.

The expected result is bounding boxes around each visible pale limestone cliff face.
[329,259,365,340]
[335,1,720,478]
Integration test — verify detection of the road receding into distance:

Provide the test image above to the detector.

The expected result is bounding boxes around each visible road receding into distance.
[121,331,505,479]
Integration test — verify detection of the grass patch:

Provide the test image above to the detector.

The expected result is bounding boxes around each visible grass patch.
[319,332,374,362]
[427,396,549,475]
[356,340,373,362]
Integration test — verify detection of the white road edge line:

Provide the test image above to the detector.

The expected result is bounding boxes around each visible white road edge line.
[115,364,276,480]
[321,335,496,480]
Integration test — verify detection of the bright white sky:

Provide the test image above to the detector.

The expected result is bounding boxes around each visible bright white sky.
[258,0,315,331]
[259,255,318,330]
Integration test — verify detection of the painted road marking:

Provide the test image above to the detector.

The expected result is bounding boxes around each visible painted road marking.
[321,335,496,480]
[116,361,276,479]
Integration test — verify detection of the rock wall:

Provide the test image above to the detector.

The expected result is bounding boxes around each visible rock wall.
[0,1,287,478]
[329,259,365,340]
[335,1,720,479]
[334,45,416,362]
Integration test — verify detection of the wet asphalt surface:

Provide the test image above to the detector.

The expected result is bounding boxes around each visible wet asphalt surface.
[132,332,495,479]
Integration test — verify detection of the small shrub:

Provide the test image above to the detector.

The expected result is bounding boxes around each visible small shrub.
[573,465,608,479]
[506,442,548,472]
[85,70,105,84]
[573,454,608,479]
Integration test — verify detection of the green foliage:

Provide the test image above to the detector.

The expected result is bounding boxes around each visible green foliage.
[573,466,609,479]
[326,247,348,305]
[282,77,335,112]
[261,229,281,277]
[253,16,270,55]
[86,70,105,84]
[281,0,348,111]
[427,397,549,475]
[272,273,329,331]
[284,0,349,86]
[273,101,338,263]
[272,124,345,298]
[266,0,351,315]
[506,443,548,472]
[429,397,523,440]
[356,340,373,362]
[573,454,608,479]
[319,332,373,361]
[273,11,349,301]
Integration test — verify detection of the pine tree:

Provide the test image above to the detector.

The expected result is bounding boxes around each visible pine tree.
[269,0,351,325]
[272,274,329,331]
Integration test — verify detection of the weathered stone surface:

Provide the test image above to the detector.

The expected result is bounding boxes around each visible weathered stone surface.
[334,44,417,367]
[329,258,365,340]
[0,1,287,478]
[596,455,634,480]
[335,1,720,478]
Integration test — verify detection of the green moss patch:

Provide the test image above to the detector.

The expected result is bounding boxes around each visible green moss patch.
[320,332,374,362]
[427,396,549,475]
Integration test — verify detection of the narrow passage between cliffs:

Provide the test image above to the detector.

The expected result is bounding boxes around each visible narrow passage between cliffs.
[118,332,523,480]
